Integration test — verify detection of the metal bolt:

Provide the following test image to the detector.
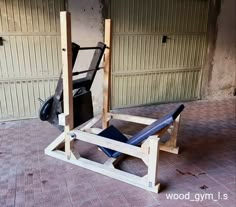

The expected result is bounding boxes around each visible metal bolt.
[68,133,76,139]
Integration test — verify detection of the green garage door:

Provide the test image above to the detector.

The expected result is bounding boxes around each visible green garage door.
[111,0,209,108]
[0,0,65,121]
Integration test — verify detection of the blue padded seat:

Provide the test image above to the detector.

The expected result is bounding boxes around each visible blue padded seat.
[98,104,184,158]
[98,125,128,157]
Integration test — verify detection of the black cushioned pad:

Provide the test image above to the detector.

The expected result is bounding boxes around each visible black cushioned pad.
[98,104,184,158]
[98,125,128,157]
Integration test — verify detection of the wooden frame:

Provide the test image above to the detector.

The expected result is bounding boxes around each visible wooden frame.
[60,11,74,159]
[45,12,182,193]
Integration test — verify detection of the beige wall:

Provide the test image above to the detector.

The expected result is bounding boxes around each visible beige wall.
[68,0,104,114]
[208,0,236,98]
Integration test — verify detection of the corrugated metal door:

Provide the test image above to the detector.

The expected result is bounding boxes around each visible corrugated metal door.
[111,0,209,108]
[0,0,65,120]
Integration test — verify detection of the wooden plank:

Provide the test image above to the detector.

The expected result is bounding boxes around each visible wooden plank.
[147,136,160,190]
[104,157,116,167]
[70,130,148,160]
[45,135,75,154]
[158,114,180,154]
[109,112,157,125]
[102,19,112,129]
[60,11,73,158]
[84,127,103,134]
[44,132,65,153]
[159,144,179,154]
[166,114,180,148]
[46,149,159,193]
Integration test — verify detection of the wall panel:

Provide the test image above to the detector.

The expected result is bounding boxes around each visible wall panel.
[111,0,209,107]
[0,0,65,120]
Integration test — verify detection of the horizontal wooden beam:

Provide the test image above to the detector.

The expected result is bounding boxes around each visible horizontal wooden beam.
[109,113,157,125]
[84,127,103,134]
[83,126,179,154]
[70,130,148,159]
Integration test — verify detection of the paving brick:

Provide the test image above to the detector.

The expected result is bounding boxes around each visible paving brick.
[0,98,235,207]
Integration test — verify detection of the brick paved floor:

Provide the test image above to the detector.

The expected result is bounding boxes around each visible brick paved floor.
[0,98,235,207]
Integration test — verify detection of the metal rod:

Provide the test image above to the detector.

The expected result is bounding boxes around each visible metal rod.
[72,67,104,76]
[79,47,102,50]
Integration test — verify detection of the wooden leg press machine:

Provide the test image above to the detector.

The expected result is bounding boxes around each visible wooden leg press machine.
[44,12,185,193]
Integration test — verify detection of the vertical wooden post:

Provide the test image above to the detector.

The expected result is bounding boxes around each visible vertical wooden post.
[102,19,112,129]
[60,11,74,159]
[166,114,181,152]
[147,137,160,191]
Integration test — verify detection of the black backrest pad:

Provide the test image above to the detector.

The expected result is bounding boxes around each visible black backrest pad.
[98,125,128,157]
[72,42,106,91]
[111,104,184,158]
[85,42,106,90]
[127,104,184,145]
